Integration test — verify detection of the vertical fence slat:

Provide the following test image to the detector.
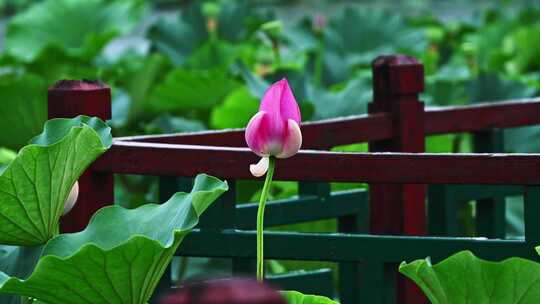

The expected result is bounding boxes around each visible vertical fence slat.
[524,186,540,245]
[228,182,257,277]
[428,185,459,236]
[474,129,506,238]
[369,55,426,304]
[296,182,338,299]
[48,80,114,233]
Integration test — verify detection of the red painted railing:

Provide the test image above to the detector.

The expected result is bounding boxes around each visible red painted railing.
[48,55,540,304]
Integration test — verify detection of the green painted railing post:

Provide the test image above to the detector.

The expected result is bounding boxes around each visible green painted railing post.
[336,193,364,303]
[208,181,242,278]
[297,182,338,300]
[199,180,236,230]
[474,129,506,238]
[428,185,459,236]
[524,186,540,247]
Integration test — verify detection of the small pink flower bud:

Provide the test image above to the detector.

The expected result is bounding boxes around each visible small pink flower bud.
[245,78,302,176]
[313,14,327,32]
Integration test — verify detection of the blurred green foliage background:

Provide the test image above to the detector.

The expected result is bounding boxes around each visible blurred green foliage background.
[0,0,539,280]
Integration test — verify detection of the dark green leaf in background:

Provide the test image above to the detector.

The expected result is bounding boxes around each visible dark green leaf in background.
[211,87,259,129]
[322,8,427,85]
[5,0,147,62]
[147,13,203,66]
[307,77,371,120]
[0,74,47,150]
[149,68,240,112]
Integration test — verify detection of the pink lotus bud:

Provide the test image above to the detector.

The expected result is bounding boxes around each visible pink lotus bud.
[313,14,327,32]
[62,181,79,215]
[245,78,302,176]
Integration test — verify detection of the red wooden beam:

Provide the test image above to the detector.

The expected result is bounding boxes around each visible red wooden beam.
[48,80,114,233]
[92,142,540,185]
[117,98,540,150]
[425,98,540,135]
[117,113,393,149]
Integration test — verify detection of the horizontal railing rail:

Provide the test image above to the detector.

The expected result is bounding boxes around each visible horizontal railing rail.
[431,185,523,203]
[179,230,536,262]
[116,98,540,148]
[235,189,367,229]
[93,142,540,185]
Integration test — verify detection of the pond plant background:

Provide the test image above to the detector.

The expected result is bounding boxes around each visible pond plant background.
[0,0,540,296]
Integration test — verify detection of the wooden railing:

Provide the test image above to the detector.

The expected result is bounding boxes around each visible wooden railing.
[49,55,540,304]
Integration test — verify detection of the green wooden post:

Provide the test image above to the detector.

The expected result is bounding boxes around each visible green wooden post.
[428,185,459,236]
[524,186,540,246]
[212,180,255,277]
[298,182,338,300]
[337,202,364,303]
[474,129,506,238]
[201,180,242,278]
[429,129,506,238]
[359,262,394,304]
[199,180,236,230]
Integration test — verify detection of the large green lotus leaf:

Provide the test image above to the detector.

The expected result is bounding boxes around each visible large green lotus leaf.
[0,116,112,246]
[306,77,371,120]
[147,12,204,66]
[0,148,17,175]
[508,25,540,73]
[281,291,339,304]
[0,74,47,150]
[145,115,206,134]
[102,53,171,126]
[147,0,265,66]
[0,148,16,165]
[5,0,146,62]
[210,87,259,129]
[0,174,228,304]
[149,68,240,112]
[322,8,427,85]
[399,250,540,304]
[25,46,101,85]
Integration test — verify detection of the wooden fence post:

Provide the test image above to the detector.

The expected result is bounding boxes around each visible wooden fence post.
[473,129,506,238]
[48,80,114,232]
[368,55,427,304]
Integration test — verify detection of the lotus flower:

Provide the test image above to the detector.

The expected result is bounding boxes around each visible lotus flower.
[245,79,302,177]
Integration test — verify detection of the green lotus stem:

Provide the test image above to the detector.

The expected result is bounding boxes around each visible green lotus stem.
[256,156,275,281]
[314,37,325,87]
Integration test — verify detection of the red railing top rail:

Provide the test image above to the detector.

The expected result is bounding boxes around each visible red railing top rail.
[92,140,540,185]
[116,98,540,149]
